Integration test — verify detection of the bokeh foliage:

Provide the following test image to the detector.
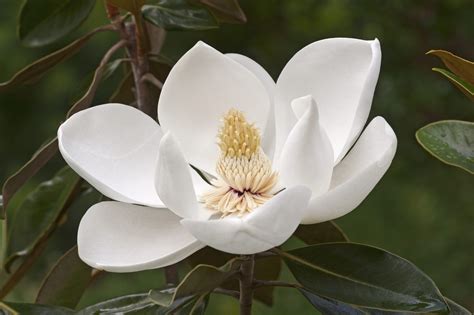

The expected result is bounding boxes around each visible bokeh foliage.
[0,0,473,313]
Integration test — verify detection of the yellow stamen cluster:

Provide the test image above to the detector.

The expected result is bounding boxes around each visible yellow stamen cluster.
[217,109,260,159]
[200,109,278,217]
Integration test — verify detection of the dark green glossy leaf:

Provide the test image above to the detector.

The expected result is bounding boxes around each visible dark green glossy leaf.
[76,293,152,314]
[66,39,126,118]
[4,167,81,270]
[252,255,282,306]
[432,68,474,102]
[176,294,210,315]
[193,0,246,23]
[36,246,92,308]
[428,50,474,85]
[149,257,242,307]
[101,58,129,82]
[109,71,135,104]
[1,138,58,219]
[294,221,349,245]
[0,302,73,315]
[187,247,280,306]
[18,0,96,47]
[77,293,206,314]
[416,120,474,174]
[0,25,112,92]
[445,297,471,315]
[300,289,365,315]
[282,243,448,313]
[142,0,219,31]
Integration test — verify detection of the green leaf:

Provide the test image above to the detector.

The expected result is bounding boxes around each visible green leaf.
[445,297,471,315]
[0,25,112,92]
[149,257,242,307]
[101,58,130,82]
[280,243,448,313]
[66,39,126,118]
[186,247,281,306]
[4,167,81,271]
[300,289,365,315]
[109,71,135,104]
[432,68,474,102]
[175,294,210,315]
[142,0,219,31]
[1,138,58,219]
[428,50,474,85]
[0,302,73,315]
[77,293,206,314]
[76,293,153,314]
[192,0,246,24]
[36,246,92,308]
[18,0,97,47]
[294,221,349,245]
[416,120,474,174]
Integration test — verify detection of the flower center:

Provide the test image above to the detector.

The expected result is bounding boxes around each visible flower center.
[200,109,278,217]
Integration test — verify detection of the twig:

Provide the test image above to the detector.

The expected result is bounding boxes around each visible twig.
[252,280,301,289]
[141,73,163,89]
[164,264,179,285]
[213,288,240,299]
[239,255,255,315]
[104,2,158,118]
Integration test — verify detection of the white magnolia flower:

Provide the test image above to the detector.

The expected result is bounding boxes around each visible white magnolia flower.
[58,38,397,272]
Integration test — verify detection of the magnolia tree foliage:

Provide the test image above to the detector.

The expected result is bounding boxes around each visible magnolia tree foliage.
[0,1,471,315]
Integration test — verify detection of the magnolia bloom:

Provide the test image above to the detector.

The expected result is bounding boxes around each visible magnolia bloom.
[58,38,397,272]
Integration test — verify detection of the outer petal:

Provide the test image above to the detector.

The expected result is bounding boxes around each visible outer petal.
[78,202,204,272]
[158,42,271,175]
[278,96,334,196]
[155,132,212,220]
[181,186,311,254]
[275,38,381,163]
[301,117,397,224]
[58,104,163,207]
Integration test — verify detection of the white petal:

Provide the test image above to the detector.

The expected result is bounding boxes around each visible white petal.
[78,202,204,272]
[158,42,271,175]
[226,53,276,99]
[301,117,397,224]
[275,38,381,163]
[278,96,334,196]
[226,54,278,161]
[58,104,163,207]
[181,186,311,254]
[262,103,276,160]
[155,133,211,220]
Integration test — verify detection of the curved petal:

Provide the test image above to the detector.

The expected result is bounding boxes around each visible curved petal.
[226,53,277,160]
[301,117,397,224]
[158,42,271,175]
[78,202,204,272]
[275,38,381,163]
[181,186,311,254]
[278,96,334,196]
[155,132,212,220]
[58,104,163,207]
[226,53,276,99]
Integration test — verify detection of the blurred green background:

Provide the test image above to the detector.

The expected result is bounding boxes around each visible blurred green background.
[0,0,473,313]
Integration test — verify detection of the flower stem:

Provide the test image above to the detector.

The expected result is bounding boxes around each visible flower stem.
[104,1,159,119]
[239,255,255,315]
[164,264,179,285]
